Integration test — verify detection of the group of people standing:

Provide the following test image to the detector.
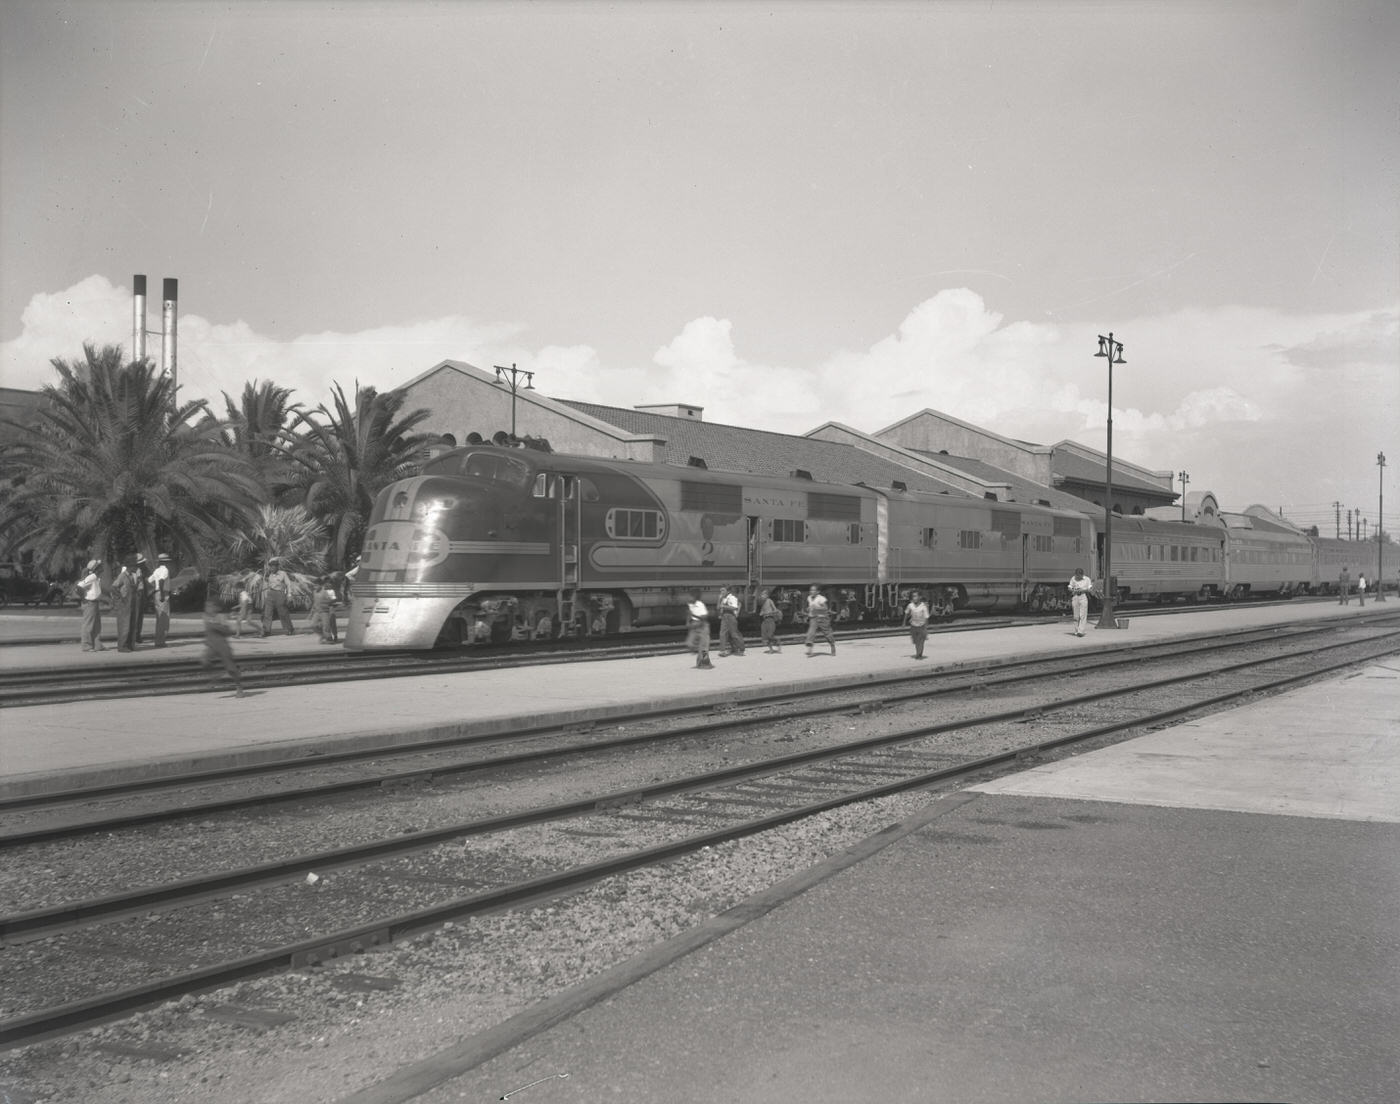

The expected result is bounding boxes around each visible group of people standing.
[76,552,172,653]
[1336,567,1370,606]
[686,570,1106,668]
[686,584,838,669]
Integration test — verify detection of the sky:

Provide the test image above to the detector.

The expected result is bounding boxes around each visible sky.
[1,0,1397,535]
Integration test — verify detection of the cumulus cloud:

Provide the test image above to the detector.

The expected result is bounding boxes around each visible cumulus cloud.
[2,276,1394,513]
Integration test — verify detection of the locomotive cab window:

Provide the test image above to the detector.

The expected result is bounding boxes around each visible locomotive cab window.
[771,519,806,543]
[605,508,664,540]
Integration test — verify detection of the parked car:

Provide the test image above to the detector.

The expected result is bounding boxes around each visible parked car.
[0,563,66,607]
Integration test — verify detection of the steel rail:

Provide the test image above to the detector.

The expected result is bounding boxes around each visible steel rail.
[5,630,1396,943]
[2,636,1393,1050]
[0,617,1367,831]
[8,612,1376,815]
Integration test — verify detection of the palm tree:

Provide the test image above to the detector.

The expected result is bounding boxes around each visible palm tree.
[0,344,262,573]
[285,382,434,567]
[221,379,302,499]
[220,503,328,609]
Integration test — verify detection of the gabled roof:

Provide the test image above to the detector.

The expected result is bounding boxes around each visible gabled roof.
[909,450,1103,513]
[1050,445,1178,498]
[558,401,973,496]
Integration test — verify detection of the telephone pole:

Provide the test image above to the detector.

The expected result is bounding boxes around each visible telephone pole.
[1178,471,1190,521]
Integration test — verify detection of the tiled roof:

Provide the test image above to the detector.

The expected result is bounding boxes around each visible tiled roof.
[1051,448,1176,498]
[558,401,972,496]
[910,450,1102,513]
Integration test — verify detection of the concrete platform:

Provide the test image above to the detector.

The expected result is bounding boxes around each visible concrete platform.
[345,660,1400,1104]
[1,600,1395,798]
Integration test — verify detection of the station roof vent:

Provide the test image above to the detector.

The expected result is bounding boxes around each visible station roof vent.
[891,480,907,492]
[687,455,708,469]
[791,469,813,481]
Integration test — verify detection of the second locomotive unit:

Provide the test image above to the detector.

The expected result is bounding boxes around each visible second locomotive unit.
[344,444,1093,650]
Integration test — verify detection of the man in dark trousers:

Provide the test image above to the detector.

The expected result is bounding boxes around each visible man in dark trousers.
[130,554,148,645]
[261,557,296,636]
[111,555,138,652]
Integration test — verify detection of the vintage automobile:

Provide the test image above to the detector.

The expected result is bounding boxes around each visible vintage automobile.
[0,563,66,607]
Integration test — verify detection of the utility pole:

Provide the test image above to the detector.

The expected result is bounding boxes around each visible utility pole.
[1094,333,1127,630]
[1348,509,1355,542]
[1379,452,1388,601]
[1178,471,1190,521]
[1333,501,1342,539]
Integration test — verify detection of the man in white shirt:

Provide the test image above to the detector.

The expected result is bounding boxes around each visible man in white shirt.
[1068,568,1095,637]
[903,591,931,659]
[687,590,713,669]
[718,585,746,656]
[149,553,172,647]
[78,559,104,652]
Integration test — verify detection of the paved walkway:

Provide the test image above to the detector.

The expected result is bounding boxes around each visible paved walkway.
[346,659,1400,1104]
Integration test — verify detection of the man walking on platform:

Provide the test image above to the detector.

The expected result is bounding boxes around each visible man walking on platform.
[1068,567,1094,636]
[687,590,713,669]
[903,590,931,659]
[1339,566,1352,605]
[758,589,782,653]
[804,585,836,656]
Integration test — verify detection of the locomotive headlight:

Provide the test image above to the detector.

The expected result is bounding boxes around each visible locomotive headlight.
[413,497,457,521]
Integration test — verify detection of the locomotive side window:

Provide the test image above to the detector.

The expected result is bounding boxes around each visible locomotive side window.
[605,508,664,540]
[959,530,982,550]
[920,527,938,549]
[772,519,806,543]
[1033,535,1053,553]
[848,523,863,544]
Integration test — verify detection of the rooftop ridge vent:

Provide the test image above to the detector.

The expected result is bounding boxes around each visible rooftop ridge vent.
[687,456,708,469]
[791,469,813,481]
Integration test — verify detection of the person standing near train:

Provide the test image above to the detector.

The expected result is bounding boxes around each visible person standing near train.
[1068,567,1094,637]
[78,559,104,652]
[903,590,931,659]
[718,585,746,656]
[1357,572,1367,606]
[149,552,172,648]
[111,555,137,652]
[261,557,296,636]
[804,584,836,656]
[758,589,782,653]
[1338,566,1352,605]
[687,589,713,669]
[130,554,148,645]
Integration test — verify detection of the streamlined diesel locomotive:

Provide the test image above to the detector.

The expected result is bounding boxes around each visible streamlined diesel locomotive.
[344,445,1095,650]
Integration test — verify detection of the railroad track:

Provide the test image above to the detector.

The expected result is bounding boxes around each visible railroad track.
[3,612,1396,1048]
[0,596,1347,708]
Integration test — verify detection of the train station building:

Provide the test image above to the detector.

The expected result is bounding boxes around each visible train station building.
[399,358,1184,522]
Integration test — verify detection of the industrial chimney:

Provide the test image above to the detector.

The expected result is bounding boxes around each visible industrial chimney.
[132,275,147,362]
[161,278,178,393]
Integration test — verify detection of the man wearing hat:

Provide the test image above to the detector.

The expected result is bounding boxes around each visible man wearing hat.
[111,555,138,652]
[131,554,148,645]
[78,559,104,652]
[150,553,172,648]
[261,556,295,637]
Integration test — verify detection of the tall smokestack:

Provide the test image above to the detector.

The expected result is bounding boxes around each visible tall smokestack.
[161,278,178,394]
[133,275,147,362]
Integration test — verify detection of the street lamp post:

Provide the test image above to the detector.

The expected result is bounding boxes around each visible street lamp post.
[1095,333,1126,630]
[1179,470,1190,521]
[493,363,535,440]
[1379,452,1387,601]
